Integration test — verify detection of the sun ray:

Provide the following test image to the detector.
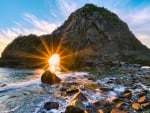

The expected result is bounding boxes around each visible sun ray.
[15,51,47,60]
[55,38,63,54]
[29,60,48,68]
[34,47,50,58]
[60,53,73,60]
[50,37,54,54]
[60,64,69,72]
[39,37,51,56]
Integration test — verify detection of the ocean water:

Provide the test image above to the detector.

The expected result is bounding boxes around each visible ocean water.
[0,68,90,113]
[0,68,46,113]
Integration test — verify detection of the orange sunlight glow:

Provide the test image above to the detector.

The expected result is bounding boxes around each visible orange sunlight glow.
[48,54,60,73]
[12,36,74,72]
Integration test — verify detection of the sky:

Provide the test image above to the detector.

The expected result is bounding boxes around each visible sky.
[0,0,150,56]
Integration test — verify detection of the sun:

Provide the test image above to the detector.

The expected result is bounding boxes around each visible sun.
[48,54,60,73]
[18,37,72,72]
[48,54,60,66]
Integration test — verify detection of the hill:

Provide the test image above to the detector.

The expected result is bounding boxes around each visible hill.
[0,4,150,70]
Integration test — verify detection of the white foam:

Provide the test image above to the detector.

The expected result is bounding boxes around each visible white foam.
[141,66,150,69]
[0,79,41,93]
[114,85,126,93]
[57,72,89,80]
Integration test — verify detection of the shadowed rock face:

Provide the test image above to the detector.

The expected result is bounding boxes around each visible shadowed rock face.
[41,70,61,85]
[0,4,150,69]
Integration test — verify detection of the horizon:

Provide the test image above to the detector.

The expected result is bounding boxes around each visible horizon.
[0,0,150,56]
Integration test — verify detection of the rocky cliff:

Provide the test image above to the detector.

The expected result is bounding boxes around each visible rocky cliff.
[0,4,150,69]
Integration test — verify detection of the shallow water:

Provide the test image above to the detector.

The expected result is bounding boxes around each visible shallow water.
[0,68,45,113]
[0,68,91,113]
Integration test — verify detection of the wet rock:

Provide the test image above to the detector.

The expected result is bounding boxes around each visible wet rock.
[131,94,139,102]
[106,80,114,84]
[138,96,146,103]
[123,98,131,104]
[87,76,96,81]
[65,100,85,113]
[133,64,141,68]
[139,89,147,96]
[65,106,85,113]
[93,100,113,108]
[44,102,59,110]
[93,100,102,106]
[100,87,113,91]
[72,92,88,101]
[0,84,7,87]
[41,70,61,85]
[115,102,124,109]
[115,79,122,84]
[122,92,132,98]
[97,109,104,113]
[84,83,99,90]
[141,102,150,108]
[86,104,97,113]
[132,103,141,111]
[66,89,79,95]
[60,86,67,92]
[110,97,118,102]
[110,108,127,113]
[115,102,129,110]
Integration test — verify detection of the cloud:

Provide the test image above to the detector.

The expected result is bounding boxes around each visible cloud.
[136,33,150,48]
[24,14,58,33]
[114,6,150,48]
[0,14,59,40]
[129,7,150,25]
[129,7,150,48]
[0,14,59,56]
[56,0,77,18]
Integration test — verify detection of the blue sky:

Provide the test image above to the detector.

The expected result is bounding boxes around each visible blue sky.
[0,0,150,56]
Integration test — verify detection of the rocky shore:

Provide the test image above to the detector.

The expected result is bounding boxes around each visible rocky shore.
[38,62,150,113]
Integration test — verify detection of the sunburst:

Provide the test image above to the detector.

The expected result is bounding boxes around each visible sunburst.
[14,36,74,72]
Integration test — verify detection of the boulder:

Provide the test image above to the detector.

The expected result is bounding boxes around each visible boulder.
[65,106,85,113]
[44,102,59,110]
[72,92,88,101]
[41,70,61,85]
[66,88,79,95]
[65,100,85,113]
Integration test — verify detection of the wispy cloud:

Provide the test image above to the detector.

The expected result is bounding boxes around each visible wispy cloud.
[136,33,150,48]
[24,14,58,33]
[122,7,150,26]
[56,0,77,18]
[114,5,150,48]
[0,14,59,56]
[0,14,59,41]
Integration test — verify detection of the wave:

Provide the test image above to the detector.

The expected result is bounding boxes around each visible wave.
[0,79,41,93]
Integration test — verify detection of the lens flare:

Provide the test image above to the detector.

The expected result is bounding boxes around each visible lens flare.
[48,54,60,73]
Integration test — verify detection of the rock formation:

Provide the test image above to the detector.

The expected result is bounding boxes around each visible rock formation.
[0,4,150,69]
